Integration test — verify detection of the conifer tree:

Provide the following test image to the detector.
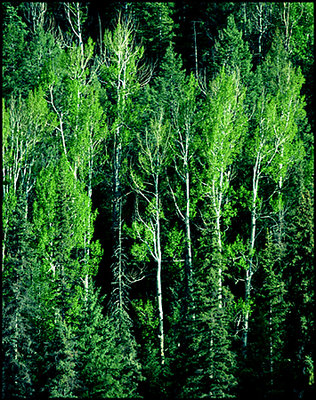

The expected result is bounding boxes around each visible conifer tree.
[282,167,314,398]
[2,4,314,399]
[212,14,252,84]
[128,2,175,62]
[2,193,39,398]
[251,229,288,395]
[180,246,237,399]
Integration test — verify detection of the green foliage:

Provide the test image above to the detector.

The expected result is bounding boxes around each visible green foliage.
[49,313,79,398]
[132,298,165,396]
[129,2,176,60]
[2,2,28,98]
[2,195,38,398]
[179,254,238,398]
[283,180,314,395]
[2,4,314,399]
[201,67,246,185]
[212,14,252,83]
[2,3,62,99]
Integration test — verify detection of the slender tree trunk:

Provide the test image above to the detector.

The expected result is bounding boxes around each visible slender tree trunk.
[269,301,274,387]
[184,149,194,311]
[277,146,285,250]
[113,127,123,313]
[212,168,224,309]
[185,173,193,293]
[155,174,165,365]
[215,209,223,308]
[75,3,84,59]
[282,3,291,53]
[193,21,199,80]
[243,156,259,356]
[258,3,263,59]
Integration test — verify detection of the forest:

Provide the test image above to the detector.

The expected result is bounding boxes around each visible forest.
[1,2,314,399]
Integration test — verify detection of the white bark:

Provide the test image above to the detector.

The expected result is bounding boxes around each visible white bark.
[269,301,274,387]
[212,167,224,308]
[132,114,168,365]
[155,175,165,364]
[243,150,260,356]
[185,165,193,296]
[193,21,199,80]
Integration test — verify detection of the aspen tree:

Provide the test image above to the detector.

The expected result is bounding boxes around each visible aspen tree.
[243,60,305,356]
[102,15,146,318]
[43,17,106,298]
[150,44,199,318]
[2,89,53,267]
[131,111,170,365]
[201,67,246,308]
[169,73,198,313]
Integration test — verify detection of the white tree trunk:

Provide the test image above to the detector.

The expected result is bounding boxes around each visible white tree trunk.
[155,175,165,365]
[184,150,194,306]
[113,129,123,313]
[212,168,224,308]
[243,155,259,356]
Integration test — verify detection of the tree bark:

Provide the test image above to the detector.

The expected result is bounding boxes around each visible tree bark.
[112,128,123,313]
[184,137,194,311]
[155,174,165,365]
[243,154,259,357]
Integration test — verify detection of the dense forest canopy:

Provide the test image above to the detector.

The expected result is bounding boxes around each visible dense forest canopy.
[2,2,314,399]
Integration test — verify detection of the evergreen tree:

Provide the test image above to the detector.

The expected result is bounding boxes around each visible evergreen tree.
[2,4,314,399]
[249,229,288,396]
[128,2,176,63]
[180,246,237,398]
[48,312,79,398]
[2,193,39,398]
[212,14,252,85]
[2,2,28,99]
[282,168,314,398]
[73,282,142,398]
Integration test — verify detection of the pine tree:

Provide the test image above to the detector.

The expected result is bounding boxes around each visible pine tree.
[128,2,176,62]
[282,166,314,398]
[73,282,142,398]
[250,229,288,396]
[2,192,42,398]
[2,2,28,99]
[48,312,79,398]
[212,14,252,84]
[180,246,237,398]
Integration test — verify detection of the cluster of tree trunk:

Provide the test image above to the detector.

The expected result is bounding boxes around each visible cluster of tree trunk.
[2,2,314,399]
